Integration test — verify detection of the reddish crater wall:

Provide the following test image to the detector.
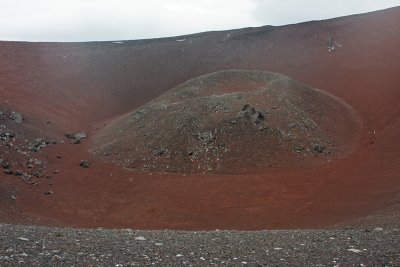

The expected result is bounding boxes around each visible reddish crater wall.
[0,7,399,230]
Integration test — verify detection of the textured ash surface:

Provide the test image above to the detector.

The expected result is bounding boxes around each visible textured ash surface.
[93,70,360,175]
[0,224,399,266]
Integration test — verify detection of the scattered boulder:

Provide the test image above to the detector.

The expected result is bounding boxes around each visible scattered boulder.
[74,132,87,140]
[26,163,34,169]
[238,104,256,117]
[65,131,87,144]
[31,138,48,152]
[9,111,23,123]
[71,139,81,144]
[313,145,326,153]
[2,160,10,169]
[194,131,214,144]
[0,130,15,141]
[80,160,90,168]
[32,171,43,178]
[294,146,304,153]
[64,132,75,139]
[237,104,266,127]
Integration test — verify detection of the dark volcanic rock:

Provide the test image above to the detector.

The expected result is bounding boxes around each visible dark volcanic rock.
[1,160,10,169]
[71,139,81,144]
[314,144,326,153]
[14,170,23,176]
[80,160,90,168]
[64,132,75,139]
[31,138,47,152]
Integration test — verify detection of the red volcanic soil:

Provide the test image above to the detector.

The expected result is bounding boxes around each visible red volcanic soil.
[0,7,400,230]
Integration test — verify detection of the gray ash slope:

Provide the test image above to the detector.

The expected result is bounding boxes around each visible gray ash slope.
[93,70,361,174]
[0,224,399,266]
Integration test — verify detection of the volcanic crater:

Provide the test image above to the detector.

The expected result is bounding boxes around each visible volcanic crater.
[1,7,399,230]
[93,70,361,174]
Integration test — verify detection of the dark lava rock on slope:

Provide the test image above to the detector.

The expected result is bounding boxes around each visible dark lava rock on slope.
[93,70,361,174]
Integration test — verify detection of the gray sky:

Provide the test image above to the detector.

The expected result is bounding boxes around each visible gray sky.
[0,0,399,42]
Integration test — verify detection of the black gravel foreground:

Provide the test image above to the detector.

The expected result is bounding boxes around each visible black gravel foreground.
[0,224,399,266]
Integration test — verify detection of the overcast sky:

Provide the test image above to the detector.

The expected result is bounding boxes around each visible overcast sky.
[0,0,399,42]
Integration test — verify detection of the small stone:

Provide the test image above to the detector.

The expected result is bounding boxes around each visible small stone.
[71,139,81,144]
[64,132,75,139]
[348,248,362,253]
[2,161,10,169]
[53,170,60,174]
[294,146,304,153]
[44,190,53,195]
[374,227,383,231]
[74,132,87,140]
[134,236,146,241]
[313,144,325,153]
[26,163,34,169]
[32,171,43,178]
[80,160,90,168]
[15,170,23,176]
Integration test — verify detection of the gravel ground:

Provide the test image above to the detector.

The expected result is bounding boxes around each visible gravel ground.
[0,224,399,266]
